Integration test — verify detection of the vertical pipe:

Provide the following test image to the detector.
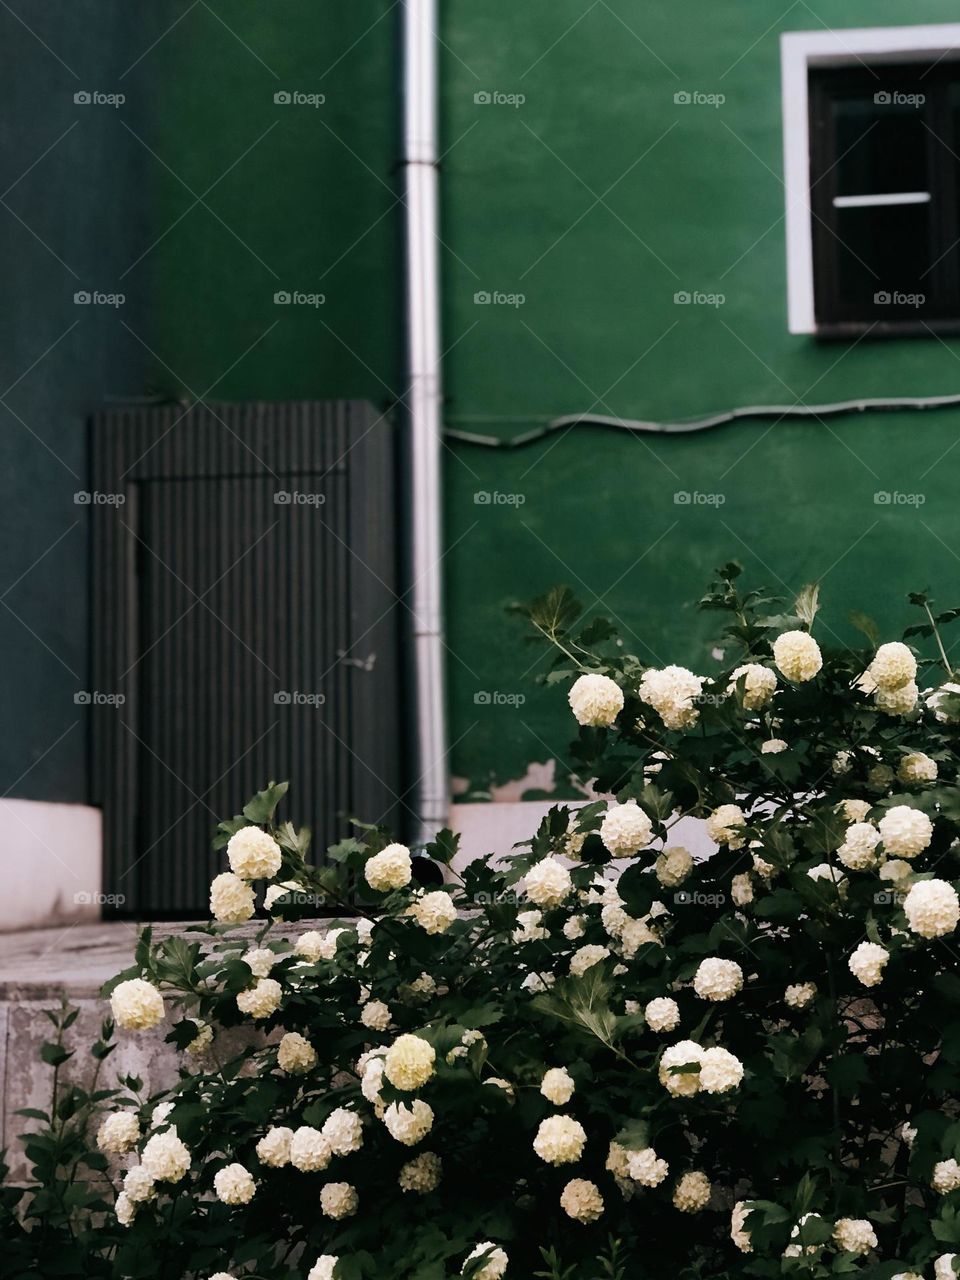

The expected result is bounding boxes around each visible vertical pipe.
[402,0,448,844]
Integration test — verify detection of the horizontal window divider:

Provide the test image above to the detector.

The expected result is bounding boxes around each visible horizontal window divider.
[832,192,932,208]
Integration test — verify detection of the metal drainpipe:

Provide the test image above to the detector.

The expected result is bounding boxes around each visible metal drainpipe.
[402,0,448,845]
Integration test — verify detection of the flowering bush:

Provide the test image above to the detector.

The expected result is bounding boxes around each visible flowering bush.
[11,562,960,1280]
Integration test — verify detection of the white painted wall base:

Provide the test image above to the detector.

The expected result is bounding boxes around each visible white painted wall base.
[448,800,716,871]
[0,800,102,932]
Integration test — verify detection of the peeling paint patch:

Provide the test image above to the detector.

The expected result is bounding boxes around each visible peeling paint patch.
[452,761,599,804]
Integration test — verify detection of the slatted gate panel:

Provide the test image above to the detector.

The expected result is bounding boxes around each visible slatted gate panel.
[90,401,401,918]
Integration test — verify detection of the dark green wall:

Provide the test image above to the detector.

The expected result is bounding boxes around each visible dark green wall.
[0,1,400,802]
[146,0,399,404]
[439,1,960,794]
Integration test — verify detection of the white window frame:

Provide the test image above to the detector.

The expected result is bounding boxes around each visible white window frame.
[781,23,960,335]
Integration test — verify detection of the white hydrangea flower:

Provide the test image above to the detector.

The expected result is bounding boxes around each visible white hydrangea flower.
[209,872,255,924]
[570,943,609,976]
[904,879,960,938]
[868,642,917,692]
[785,982,816,1009]
[97,1111,140,1154]
[278,1032,317,1074]
[705,804,746,846]
[875,681,919,716]
[807,863,846,894]
[364,843,412,891]
[185,1020,213,1056]
[673,1170,711,1212]
[693,958,743,1001]
[936,1257,959,1280]
[320,1181,358,1220]
[214,1163,255,1205]
[383,1100,434,1145]
[838,799,872,823]
[263,880,303,916]
[601,901,628,938]
[408,890,457,934]
[295,929,336,963]
[731,872,754,906]
[899,752,938,784]
[605,1141,631,1179]
[727,663,777,709]
[699,1046,744,1094]
[236,978,282,1019]
[563,915,586,940]
[141,1129,191,1183]
[836,822,881,871]
[627,1147,669,1186]
[620,916,663,958]
[407,971,436,997]
[568,672,624,727]
[227,826,282,880]
[360,1056,385,1108]
[655,845,693,888]
[659,1040,704,1096]
[513,909,548,942]
[645,996,680,1033]
[361,999,391,1031]
[111,978,165,1031]
[902,1121,917,1148]
[880,859,912,884]
[122,1166,156,1204]
[639,665,707,730]
[833,1218,877,1255]
[384,1033,436,1090]
[773,630,822,682]
[560,1177,604,1222]
[600,800,653,856]
[533,1115,586,1164]
[540,1067,575,1105]
[290,1127,332,1172]
[322,1108,363,1156]
[150,1101,175,1130]
[307,1257,339,1280]
[879,806,933,858]
[933,1159,960,1194]
[760,737,788,754]
[399,1150,442,1193]
[115,1191,136,1227]
[462,1243,508,1280]
[848,940,889,987]
[256,1126,293,1168]
[524,856,573,908]
[752,850,775,879]
[731,1201,754,1252]
[928,683,960,723]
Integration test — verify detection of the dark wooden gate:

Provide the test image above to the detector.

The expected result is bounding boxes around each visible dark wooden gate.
[90,400,402,917]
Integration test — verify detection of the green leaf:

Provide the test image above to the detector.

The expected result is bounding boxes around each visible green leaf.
[242,780,289,825]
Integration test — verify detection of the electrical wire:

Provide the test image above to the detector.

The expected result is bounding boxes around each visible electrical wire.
[443,392,960,448]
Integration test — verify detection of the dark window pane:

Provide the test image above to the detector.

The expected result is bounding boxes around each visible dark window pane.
[832,97,927,196]
[834,203,933,317]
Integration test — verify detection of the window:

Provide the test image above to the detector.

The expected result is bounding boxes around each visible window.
[781,25,960,336]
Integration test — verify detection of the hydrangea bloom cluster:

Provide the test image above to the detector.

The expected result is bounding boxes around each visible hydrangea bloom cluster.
[70,571,960,1280]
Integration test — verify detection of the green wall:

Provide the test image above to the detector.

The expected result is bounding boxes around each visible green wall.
[147,0,399,402]
[439,0,960,795]
[12,1,957,805]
